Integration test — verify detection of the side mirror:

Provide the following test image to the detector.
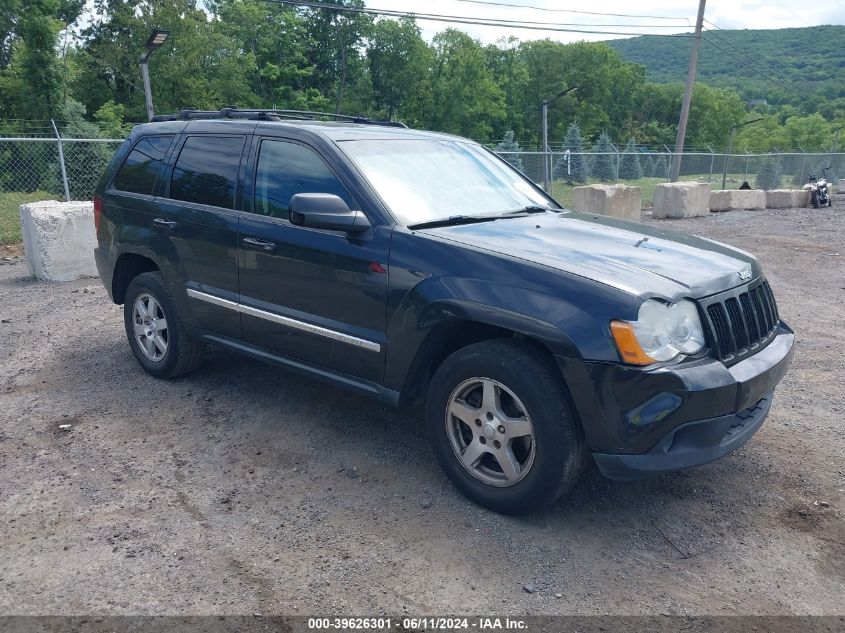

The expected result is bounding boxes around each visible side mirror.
[289,193,371,234]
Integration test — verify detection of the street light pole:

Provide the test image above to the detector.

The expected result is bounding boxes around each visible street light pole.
[140,61,154,122]
[139,29,171,122]
[540,86,578,193]
[721,117,764,189]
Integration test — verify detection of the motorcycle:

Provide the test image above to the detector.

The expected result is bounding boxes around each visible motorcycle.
[803,168,833,208]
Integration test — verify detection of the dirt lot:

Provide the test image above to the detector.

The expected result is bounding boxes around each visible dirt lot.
[0,202,843,617]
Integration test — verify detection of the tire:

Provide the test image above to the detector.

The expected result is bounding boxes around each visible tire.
[123,272,204,379]
[426,339,587,515]
[811,192,819,208]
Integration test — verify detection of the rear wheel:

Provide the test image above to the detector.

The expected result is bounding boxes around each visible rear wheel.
[426,339,587,514]
[124,272,204,378]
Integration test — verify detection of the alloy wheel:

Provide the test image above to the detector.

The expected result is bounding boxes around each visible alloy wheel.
[132,293,169,362]
[445,377,536,487]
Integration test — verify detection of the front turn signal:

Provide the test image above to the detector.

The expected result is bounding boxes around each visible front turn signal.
[610,321,655,366]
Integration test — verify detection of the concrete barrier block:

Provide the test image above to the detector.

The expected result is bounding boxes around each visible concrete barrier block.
[837,179,844,193]
[709,189,766,212]
[20,200,98,281]
[765,189,811,209]
[652,182,710,218]
[570,184,642,220]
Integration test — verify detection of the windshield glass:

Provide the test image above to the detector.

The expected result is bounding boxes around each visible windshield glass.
[338,139,554,225]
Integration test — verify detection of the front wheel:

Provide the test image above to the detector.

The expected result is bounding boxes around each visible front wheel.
[426,340,587,514]
[811,191,820,208]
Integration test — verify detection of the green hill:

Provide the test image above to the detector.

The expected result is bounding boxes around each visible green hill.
[609,25,845,103]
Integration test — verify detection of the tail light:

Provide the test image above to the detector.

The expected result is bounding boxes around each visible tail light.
[93,195,103,234]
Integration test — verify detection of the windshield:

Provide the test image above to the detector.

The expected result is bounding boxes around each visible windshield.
[338,139,554,226]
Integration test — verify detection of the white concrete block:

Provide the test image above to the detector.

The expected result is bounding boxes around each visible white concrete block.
[570,184,641,220]
[837,179,845,193]
[709,189,766,212]
[20,200,98,281]
[652,182,710,218]
[765,189,811,209]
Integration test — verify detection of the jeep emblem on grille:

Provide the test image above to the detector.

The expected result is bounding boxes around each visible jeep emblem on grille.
[738,268,752,281]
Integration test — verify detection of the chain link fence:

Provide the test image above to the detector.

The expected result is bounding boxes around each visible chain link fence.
[0,136,123,201]
[1,133,842,202]
[494,150,844,194]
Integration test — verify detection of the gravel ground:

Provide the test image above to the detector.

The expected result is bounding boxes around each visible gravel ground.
[0,201,843,616]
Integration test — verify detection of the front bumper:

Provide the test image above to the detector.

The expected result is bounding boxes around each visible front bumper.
[592,392,772,479]
[556,322,794,479]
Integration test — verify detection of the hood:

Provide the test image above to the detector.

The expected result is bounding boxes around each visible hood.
[420,212,760,300]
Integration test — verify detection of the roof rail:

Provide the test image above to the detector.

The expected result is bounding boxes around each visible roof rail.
[150,107,407,128]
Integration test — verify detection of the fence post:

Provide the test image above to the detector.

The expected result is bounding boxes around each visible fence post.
[744,151,750,182]
[706,145,715,183]
[798,150,807,185]
[663,145,672,182]
[51,119,71,202]
[611,143,620,180]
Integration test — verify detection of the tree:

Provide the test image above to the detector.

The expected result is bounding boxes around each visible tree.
[652,155,668,179]
[495,130,524,172]
[0,0,84,119]
[554,121,587,183]
[642,154,654,179]
[428,29,504,140]
[301,0,373,113]
[756,158,780,190]
[367,18,432,122]
[619,138,643,180]
[590,132,616,182]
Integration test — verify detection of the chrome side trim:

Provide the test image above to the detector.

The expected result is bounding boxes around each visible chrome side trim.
[186,288,381,353]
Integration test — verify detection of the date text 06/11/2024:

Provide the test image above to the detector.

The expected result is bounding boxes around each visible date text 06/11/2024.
[307,617,529,630]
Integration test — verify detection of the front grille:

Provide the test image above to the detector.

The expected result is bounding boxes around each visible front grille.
[700,280,779,364]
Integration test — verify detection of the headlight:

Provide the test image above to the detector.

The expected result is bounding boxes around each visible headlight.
[611,299,705,365]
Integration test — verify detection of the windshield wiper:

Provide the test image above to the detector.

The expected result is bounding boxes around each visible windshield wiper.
[408,207,554,230]
[407,215,501,230]
[500,205,552,216]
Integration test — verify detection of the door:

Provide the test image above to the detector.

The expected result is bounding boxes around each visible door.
[150,133,247,339]
[105,134,177,255]
[237,137,390,383]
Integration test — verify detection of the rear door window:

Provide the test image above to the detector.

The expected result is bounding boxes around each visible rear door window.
[112,135,174,195]
[170,136,245,209]
[253,139,352,220]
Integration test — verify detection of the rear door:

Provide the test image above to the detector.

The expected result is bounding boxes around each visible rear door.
[150,127,251,339]
[236,134,391,383]
[103,134,178,257]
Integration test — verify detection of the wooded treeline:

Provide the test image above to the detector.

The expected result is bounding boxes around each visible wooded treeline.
[0,0,841,151]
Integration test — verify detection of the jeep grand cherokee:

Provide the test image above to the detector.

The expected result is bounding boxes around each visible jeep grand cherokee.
[93,109,794,514]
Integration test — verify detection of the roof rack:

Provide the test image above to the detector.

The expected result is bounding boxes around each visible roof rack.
[150,107,407,128]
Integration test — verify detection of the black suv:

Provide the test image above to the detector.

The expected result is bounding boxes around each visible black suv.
[94,109,794,514]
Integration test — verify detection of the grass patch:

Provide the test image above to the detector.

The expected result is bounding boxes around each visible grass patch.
[0,191,57,244]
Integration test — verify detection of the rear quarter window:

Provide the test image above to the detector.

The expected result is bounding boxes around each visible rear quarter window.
[111,135,174,195]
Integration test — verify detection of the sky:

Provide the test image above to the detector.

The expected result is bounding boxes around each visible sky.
[371,0,845,44]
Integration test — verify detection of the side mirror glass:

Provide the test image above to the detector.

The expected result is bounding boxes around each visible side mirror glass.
[289,193,371,234]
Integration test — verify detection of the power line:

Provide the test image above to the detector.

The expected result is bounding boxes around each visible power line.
[701,34,819,106]
[770,0,812,26]
[703,19,806,90]
[448,0,690,23]
[261,0,698,37]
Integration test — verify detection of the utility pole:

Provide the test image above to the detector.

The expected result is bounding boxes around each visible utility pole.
[669,0,706,182]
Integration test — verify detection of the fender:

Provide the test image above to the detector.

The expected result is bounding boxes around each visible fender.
[383,273,639,393]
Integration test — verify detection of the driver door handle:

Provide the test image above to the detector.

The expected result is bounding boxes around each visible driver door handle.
[242,237,276,251]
